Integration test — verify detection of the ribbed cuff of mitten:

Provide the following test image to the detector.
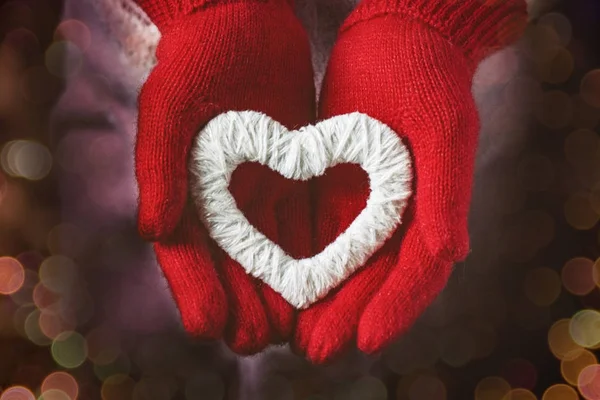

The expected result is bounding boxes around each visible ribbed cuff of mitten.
[341,0,528,64]
[135,0,291,30]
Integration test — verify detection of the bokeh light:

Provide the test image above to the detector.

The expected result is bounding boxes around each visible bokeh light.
[54,19,91,52]
[41,372,78,400]
[51,331,88,369]
[538,47,574,84]
[396,374,419,400]
[502,388,537,400]
[86,326,121,366]
[581,69,600,108]
[13,141,52,180]
[538,12,572,45]
[38,390,70,400]
[45,41,81,78]
[561,349,598,385]
[93,354,132,383]
[438,326,475,367]
[408,375,446,400]
[526,22,561,64]
[0,140,52,180]
[569,309,600,349]
[0,256,25,294]
[564,194,600,230]
[542,384,578,400]
[13,304,35,337]
[470,321,498,360]
[39,256,77,294]
[39,309,75,340]
[101,375,135,400]
[593,258,600,288]
[578,364,600,400]
[0,43,23,112]
[0,386,36,400]
[33,282,60,310]
[326,376,380,400]
[10,268,38,305]
[548,319,584,361]
[562,257,596,296]
[474,377,511,400]
[24,309,52,346]
[3,28,39,63]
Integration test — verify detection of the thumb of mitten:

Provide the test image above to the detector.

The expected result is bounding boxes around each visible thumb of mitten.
[135,60,219,240]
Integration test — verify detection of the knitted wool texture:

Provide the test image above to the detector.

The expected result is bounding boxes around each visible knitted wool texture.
[133,0,528,361]
[134,0,315,353]
[96,0,547,82]
[190,111,412,309]
[294,0,528,363]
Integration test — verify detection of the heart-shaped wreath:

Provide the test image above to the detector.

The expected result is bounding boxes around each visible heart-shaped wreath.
[190,111,412,309]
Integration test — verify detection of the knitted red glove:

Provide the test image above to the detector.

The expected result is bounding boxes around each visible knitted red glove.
[134,0,315,353]
[295,0,527,363]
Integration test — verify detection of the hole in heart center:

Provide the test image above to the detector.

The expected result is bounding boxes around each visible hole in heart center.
[229,162,370,259]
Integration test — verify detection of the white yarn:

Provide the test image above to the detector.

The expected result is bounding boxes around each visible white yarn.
[189,111,413,309]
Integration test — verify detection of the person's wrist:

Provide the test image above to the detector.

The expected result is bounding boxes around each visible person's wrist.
[335,13,476,81]
[138,0,292,31]
[341,0,527,64]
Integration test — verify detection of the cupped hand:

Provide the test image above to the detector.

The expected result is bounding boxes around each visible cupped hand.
[134,0,315,353]
[295,3,526,363]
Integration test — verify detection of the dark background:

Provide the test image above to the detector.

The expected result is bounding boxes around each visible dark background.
[1,0,600,399]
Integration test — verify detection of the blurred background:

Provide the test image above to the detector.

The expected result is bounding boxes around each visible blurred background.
[1,0,600,399]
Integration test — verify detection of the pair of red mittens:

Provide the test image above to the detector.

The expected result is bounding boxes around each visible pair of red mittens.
[134,0,527,361]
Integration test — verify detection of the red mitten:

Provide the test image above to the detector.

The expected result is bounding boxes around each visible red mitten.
[295,0,527,363]
[134,0,315,353]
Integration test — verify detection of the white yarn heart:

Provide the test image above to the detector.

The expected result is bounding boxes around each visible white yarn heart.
[190,111,412,309]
